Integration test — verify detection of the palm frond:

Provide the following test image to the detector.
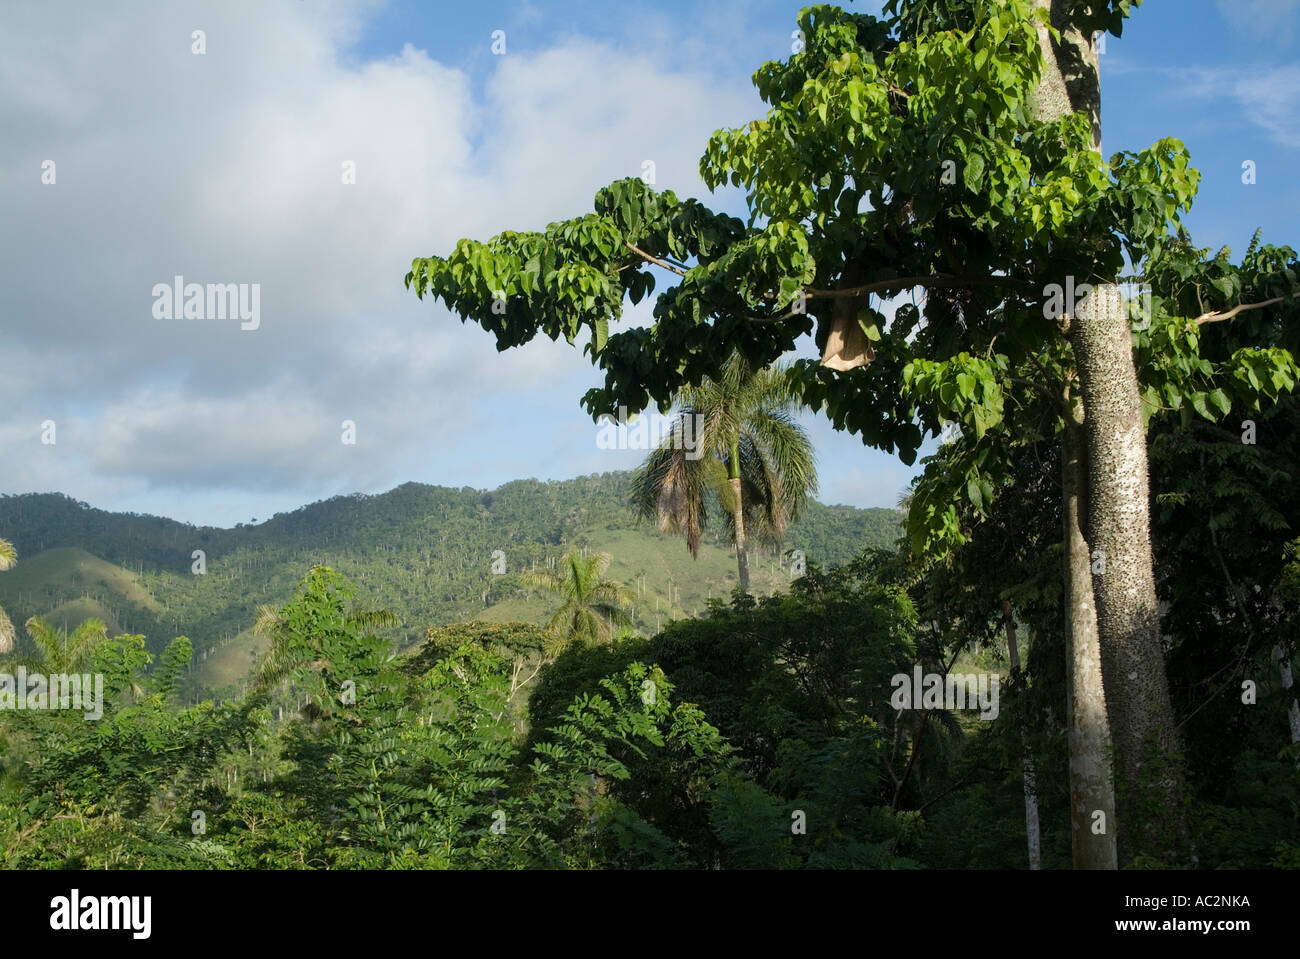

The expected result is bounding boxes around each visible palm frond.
[252,605,299,686]
[25,616,64,668]
[528,548,633,653]
[63,618,108,671]
[23,615,107,671]
[347,606,399,632]
[632,351,819,577]
[0,541,17,655]
[630,436,722,557]
[738,410,817,549]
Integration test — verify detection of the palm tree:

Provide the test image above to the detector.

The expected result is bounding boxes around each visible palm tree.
[0,538,16,655]
[522,549,633,654]
[630,353,817,592]
[24,615,108,672]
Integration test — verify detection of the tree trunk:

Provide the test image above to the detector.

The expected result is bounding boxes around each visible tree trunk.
[1033,0,1190,866]
[1071,286,1189,865]
[1276,642,1300,752]
[729,440,750,592]
[1003,600,1042,870]
[1063,416,1118,869]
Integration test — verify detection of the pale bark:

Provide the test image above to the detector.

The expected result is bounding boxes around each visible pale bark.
[1032,0,1190,866]
[1072,287,1189,864]
[1003,602,1043,870]
[1029,0,1119,870]
[1063,416,1118,869]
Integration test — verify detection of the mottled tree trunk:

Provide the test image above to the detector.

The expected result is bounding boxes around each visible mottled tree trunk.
[1072,287,1189,864]
[1033,0,1190,866]
[1063,416,1118,869]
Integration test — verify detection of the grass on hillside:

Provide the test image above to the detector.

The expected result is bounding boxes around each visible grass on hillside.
[0,547,162,613]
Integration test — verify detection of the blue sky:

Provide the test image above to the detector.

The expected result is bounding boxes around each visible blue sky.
[2,0,1297,528]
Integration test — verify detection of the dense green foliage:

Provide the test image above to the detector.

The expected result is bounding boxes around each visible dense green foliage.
[0,565,921,868]
[0,474,900,696]
[406,0,1298,866]
[6,534,1290,869]
[3,507,1296,869]
[3,0,1298,872]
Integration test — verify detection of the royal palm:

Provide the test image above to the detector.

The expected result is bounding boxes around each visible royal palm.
[630,353,816,592]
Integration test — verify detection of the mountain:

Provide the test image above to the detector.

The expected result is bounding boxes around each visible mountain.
[0,473,902,694]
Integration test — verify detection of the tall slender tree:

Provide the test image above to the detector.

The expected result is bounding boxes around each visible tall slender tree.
[630,353,817,591]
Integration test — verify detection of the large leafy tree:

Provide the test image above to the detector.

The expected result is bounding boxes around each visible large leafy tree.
[251,577,398,692]
[630,352,816,590]
[407,0,1299,865]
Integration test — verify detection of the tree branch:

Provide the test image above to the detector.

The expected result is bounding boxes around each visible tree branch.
[746,306,807,325]
[1193,296,1286,326]
[806,273,1035,300]
[743,273,1036,324]
[914,776,998,816]
[624,241,686,277]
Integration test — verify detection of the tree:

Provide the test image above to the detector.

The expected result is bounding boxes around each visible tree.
[629,352,816,590]
[522,549,633,652]
[251,570,397,692]
[407,0,1299,865]
[527,554,929,867]
[23,615,108,673]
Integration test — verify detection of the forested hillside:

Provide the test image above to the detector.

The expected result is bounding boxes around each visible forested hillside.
[0,474,900,694]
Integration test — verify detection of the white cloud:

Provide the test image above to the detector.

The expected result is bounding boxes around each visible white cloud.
[0,0,756,523]
[1229,64,1300,149]
[1178,63,1300,150]
[1217,0,1300,46]
[1109,62,1300,151]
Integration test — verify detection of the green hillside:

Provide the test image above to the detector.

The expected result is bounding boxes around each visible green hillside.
[192,628,269,692]
[40,598,123,636]
[0,474,902,694]
[0,546,160,611]
[0,547,165,640]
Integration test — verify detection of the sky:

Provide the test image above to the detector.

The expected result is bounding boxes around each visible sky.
[2,0,1298,528]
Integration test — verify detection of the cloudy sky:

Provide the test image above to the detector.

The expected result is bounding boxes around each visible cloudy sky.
[2,0,1298,527]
